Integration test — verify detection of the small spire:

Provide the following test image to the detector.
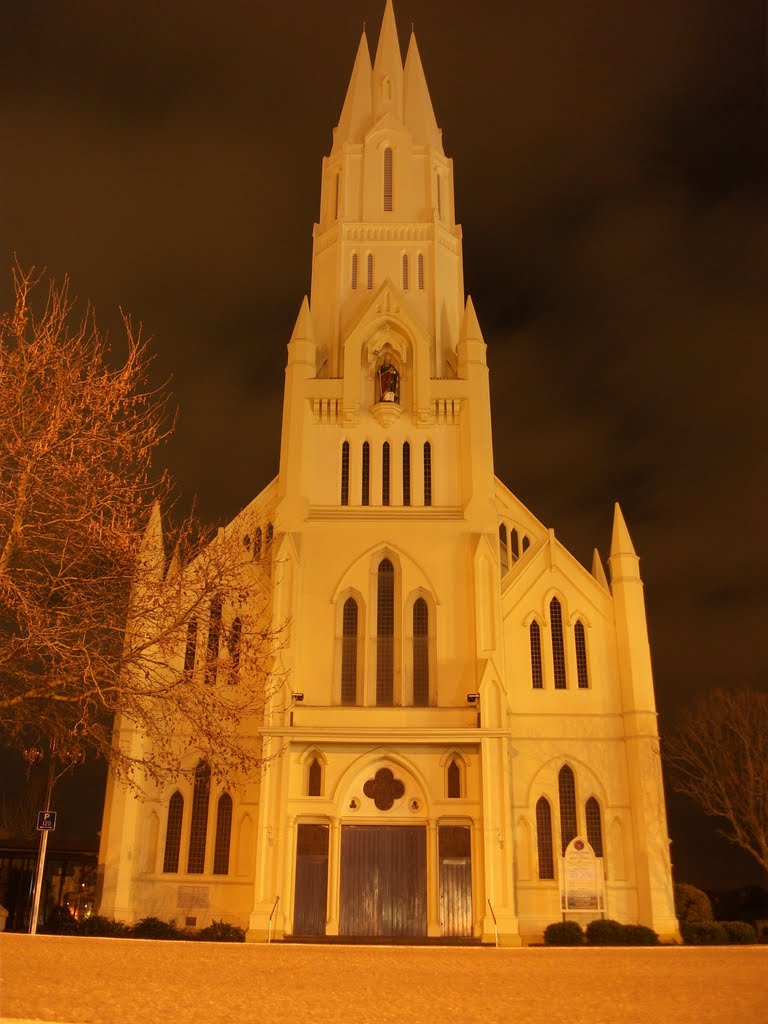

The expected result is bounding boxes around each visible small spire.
[335,29,372,146]
[373,0,404,121]
[166,541,182,581]
[610,502,637,559]
[404,31,442,149]
[591,548,610,590]
[137,500,165,582]
[461,296,485,342]
[290,296,315,343]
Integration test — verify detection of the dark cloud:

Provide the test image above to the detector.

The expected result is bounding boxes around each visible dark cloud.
[1,0,766,884]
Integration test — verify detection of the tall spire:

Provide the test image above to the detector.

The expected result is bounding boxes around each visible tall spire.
[372,0,404,121]
[335,29,372,147]
[404,31,442,150]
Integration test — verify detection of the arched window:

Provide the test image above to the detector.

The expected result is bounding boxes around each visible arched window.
[308,758,322,796]
[575,620,589,689]
[213,793,233,875]
[382,442,390,506]
[254,527,262,560]
[162,792,184,873]
[341,441,350,505]
[351,252,358,290]
[522,535,530,553]
[265,522,273,547]
[361,442,370,506]
[417,253,425,290]
[376,559,395,705]
[536,797,555,879]
[510,528,519,560]
[402,253,409,290]
[413,598,429,706]
[423,442,432,507]
[402,442,411,506]
[228,617,242,685]
[183,618,197,674]
[205,598,222,685]
[558,765,577,854]
[530,621,543,689]
[447,759,461,798]
[585,796,603,858]
[367,252,374,290]
[187,762,211,873]
[341,597,358,705]
[550,598,566,689]
[383,147,393,211]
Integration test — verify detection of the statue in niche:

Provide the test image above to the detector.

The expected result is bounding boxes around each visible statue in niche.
[377,361,400,404]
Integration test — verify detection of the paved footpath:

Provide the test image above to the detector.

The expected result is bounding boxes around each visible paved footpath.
[1,934,766,1024]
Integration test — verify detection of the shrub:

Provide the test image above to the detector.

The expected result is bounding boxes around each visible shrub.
[721,921,756,944]
[621,924,660,946]
[586,919,625,945]
[682,921,729,945]
[674,884,713,930]
[197,919,246,942]
[79,915,131,938]
[544,921,585,945]
[40,906,79,935]
[130,916,180,940]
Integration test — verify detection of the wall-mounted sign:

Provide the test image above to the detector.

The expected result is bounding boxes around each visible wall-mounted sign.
[560,837,605,912]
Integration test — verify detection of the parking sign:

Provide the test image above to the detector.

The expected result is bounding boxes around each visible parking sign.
[36,811,57,831]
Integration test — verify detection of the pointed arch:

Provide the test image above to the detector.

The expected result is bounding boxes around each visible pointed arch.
[529,620,543,689]
[585,796,603,858]
[213,793,233,874]
[340,595,361,705]
[498,523,508,574]
[162,791,184,874]
[536,797,555,879]
[187,761,211,873]
[376,558,395,705]
[383,146,393,211]
[308,758,323,796]
[575,619,589,689]
[550,597,566,689]
[558,765,577,854]
[341,440,350,505]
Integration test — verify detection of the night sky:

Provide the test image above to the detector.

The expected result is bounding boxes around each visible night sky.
[1,1,766,891]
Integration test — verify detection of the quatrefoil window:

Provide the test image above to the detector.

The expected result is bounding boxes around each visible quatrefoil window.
[363,767,405,811]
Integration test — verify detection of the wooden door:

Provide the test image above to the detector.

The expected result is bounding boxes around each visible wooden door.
[439,825,473,937]
[293,823,329,936]
[340,825,427,937]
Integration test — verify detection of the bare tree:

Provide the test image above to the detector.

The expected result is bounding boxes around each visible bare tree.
[665,688,768,877]
[0,265,284,789]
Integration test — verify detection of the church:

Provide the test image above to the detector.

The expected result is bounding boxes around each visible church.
[97,1,679,945]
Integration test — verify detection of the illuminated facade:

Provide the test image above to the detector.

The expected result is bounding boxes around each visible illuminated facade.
[98,1,678,944]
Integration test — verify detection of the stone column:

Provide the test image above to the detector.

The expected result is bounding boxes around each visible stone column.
[326,818,341,935]
[427,818,441,936]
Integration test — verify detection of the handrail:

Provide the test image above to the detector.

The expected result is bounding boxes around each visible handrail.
[486,898,499,948]
[267,896,280,944]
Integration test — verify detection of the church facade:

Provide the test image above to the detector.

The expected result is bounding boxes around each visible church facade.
[97,1,678,945]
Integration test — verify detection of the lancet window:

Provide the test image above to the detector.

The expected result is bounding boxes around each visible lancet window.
[558,765,577,854]
[575,620,589,689]
[183,618,198,674]
[213,793,233,875]
[447,759,461,799]
[341,441,350,505]
[308,758,322,797]
[376,559,395,705]
[362,442,370,506]
[530,621,543,689]
[187,762,211,874]
[382,442,391,506]
[228,617,242,685]
[423,442,432,507]
[412,598,429,706]
[550,598,566,689]
[402,442,411,506]
[341,597,359,705]
[536,797,555,879]
[585,797,603,858]
[205,598,222,685]
[162,792,184,873]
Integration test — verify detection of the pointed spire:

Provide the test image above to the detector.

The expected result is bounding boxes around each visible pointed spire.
[592,548,610,590]
[166,541,182,581]
[290,296,315,344]
[373,0,404,121]
[335,29,372,147]
[610,502,637,559]
[461,296,485,342]
[138,500,165,581]
[404,31,442,149]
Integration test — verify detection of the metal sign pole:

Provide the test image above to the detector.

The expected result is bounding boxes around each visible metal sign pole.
[29,754,56,935]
